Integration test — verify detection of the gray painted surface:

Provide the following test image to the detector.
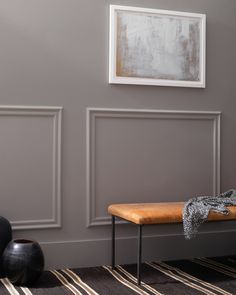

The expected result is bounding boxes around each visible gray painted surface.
[0,0,235,269]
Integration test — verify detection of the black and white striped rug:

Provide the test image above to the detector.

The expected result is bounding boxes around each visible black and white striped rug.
[1,256,236,294]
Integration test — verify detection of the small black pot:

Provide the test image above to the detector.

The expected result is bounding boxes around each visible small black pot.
[2,239,44,286]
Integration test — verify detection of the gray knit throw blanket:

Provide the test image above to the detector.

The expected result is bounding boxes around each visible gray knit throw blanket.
[183,189,236,239]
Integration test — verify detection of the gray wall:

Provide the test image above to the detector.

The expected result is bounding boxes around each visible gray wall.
[0,0,236,269]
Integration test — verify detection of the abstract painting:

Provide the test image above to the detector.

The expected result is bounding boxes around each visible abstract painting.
[109,5,206,87]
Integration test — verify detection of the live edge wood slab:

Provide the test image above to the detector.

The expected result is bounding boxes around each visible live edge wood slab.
[108,202,236,285]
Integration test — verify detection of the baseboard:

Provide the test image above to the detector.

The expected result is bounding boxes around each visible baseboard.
[40,231,236,269]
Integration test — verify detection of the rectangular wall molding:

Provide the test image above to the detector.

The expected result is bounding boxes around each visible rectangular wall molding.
[0,105,62,230]
[86,108,221,227]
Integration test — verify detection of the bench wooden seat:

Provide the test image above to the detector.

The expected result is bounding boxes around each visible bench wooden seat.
[108,202,236,285]
[108,202,236,225]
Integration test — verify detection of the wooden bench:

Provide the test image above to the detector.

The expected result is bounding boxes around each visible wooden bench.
[108,202,236,285]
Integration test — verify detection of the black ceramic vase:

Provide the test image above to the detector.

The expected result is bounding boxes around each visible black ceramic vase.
[0,216,12,276]
[2,239,44,286]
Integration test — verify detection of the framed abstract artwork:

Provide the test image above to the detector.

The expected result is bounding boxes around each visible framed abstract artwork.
[109,5,206,88]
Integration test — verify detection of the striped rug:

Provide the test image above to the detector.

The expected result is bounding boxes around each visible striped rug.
[1,256,236,295]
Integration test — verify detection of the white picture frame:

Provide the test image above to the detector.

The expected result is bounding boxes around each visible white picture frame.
[109,5,206,88]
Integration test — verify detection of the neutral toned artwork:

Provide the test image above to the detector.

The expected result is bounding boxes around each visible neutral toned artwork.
[117,12,200,81]
[109,6,206,87]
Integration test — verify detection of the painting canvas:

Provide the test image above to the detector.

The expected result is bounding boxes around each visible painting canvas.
[109,5,206,87]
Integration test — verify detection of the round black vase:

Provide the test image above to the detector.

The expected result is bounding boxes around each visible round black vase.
[2,239,44,286]
[0,216,12,276]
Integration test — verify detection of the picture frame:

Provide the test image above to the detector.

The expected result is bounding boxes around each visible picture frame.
[109,5,206,88]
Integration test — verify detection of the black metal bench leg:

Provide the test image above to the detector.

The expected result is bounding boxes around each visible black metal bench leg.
[111,215,115,269]
[137,224,143,285]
